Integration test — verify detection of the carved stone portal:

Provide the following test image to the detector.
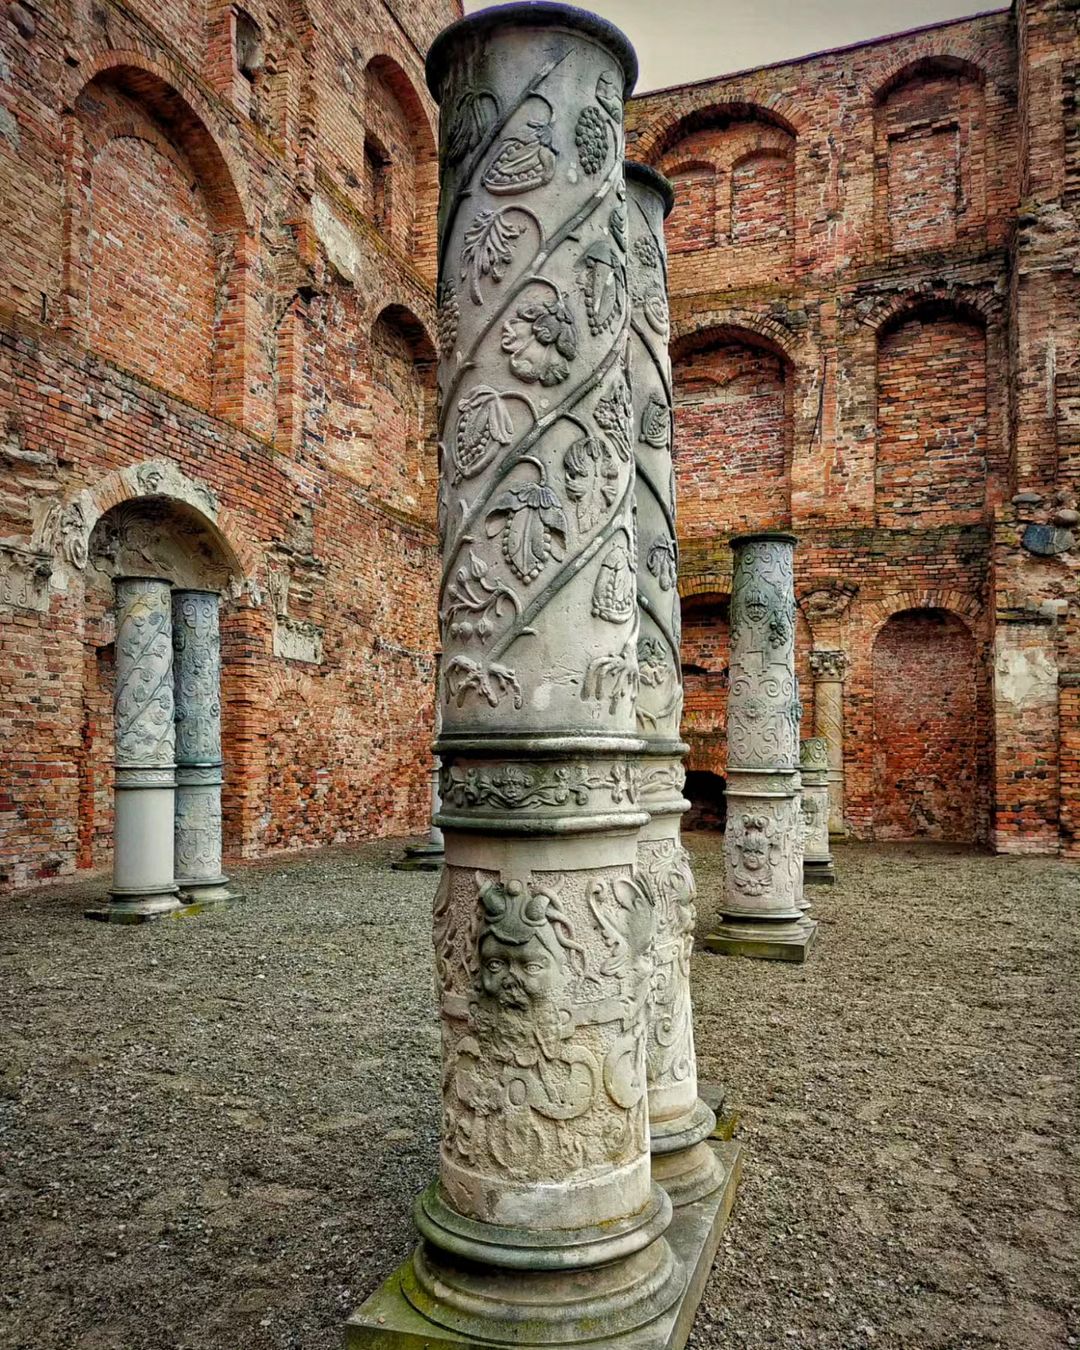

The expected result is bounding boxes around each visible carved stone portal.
[172,589,236,905]
[800,736,836,885]
[92,576,181,922]
[627,158,723,1209]
[706,533,817,962]
[345,7,740,1350]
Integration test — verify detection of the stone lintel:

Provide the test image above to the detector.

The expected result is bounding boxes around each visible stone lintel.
[344,1142,743,1350]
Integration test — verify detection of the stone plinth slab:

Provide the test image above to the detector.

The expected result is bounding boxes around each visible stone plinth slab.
[704,920,817,964]
[345,1141,742,1350]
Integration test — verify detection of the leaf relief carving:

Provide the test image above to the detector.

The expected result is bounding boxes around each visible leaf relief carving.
[575,240,626,337]
[500,294,577,386]
[453,386,515,480]
[444,655,523,709]
[592,541,635,624]
[563,435,618,533]
[639,394,671,450]
[485,480,568,583]
[444,87,499,165]
[461,208,528,305]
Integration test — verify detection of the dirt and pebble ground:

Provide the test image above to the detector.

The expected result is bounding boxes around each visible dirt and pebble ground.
[1,838,1077,1350]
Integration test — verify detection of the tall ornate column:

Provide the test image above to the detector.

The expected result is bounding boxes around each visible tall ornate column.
[626,159,726,1209]
[809,648,848,835]
[172,589,235,906]
[347,8,736,1347]
[92,576,181,922]
[800,736,836,884]
[706,534,816,962]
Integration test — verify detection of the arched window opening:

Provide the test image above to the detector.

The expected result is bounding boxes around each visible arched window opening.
[364,134,392,234]
[369,305,438,526]
[680,591,730,793]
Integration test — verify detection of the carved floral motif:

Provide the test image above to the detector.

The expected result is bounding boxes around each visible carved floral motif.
[114,578,174,767]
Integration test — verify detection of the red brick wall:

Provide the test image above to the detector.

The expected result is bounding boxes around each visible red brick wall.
[674,336,792,537]
[871,609,979,840]
[876,309,988,527]
[681,596,729,777]
[82,88,217,409]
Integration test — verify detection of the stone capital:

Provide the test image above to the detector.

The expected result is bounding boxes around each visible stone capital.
[809,648,848,682]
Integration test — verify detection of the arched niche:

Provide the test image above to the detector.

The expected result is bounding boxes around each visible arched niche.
[655,105,796,282]
[363,55,438,274]
[679,589,730,785]
[871,606,981,841]
[69,62,251,425]
[368,304,438,526]
[673,326,794,536]
[875,301,988,527]
[873,56,987,256]
[78,494,253,870]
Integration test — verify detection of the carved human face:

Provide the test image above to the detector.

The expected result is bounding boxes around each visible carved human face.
[741,828,767,871]
[479,933,561,1009]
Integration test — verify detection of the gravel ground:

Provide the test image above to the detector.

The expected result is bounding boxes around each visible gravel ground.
[1,837,1077,1350]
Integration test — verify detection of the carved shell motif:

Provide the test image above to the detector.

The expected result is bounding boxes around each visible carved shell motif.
[639,395,671,450]
[592,540,635,623]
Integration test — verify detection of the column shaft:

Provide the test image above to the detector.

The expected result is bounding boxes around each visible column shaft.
[172,589,234,904]
[810,649,847,836]
[373,8,682,1343]
[800,736,836,884]
[627,159,723,1207]
[706,534,816,962]
[101,576,180,921]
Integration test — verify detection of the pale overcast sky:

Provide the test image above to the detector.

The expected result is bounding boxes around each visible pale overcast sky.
[461,1,1006,92]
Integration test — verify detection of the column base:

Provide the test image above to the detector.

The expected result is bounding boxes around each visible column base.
[391,842,445,872]
[650,1100,727,1208]
[704,917,818,963]
[175,874,240,907]
[87,887,184,924]
[344,1142,742,1350]
[803,859,836,886]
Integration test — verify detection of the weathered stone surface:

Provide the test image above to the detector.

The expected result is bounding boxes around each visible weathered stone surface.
[172,589,235,904]
[99,576,180,920]
[627,158,722,1209]
[800,736,836,885]
[710,534,815,959]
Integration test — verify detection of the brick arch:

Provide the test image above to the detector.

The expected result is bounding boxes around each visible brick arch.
[862,589,983,639]
[672,311,801,365]
[678,575,731,601]
[363,53,438,268]
[871,52,988,106]
[71,52,249,230]
[868,289,994,337]
[634,95,803,165]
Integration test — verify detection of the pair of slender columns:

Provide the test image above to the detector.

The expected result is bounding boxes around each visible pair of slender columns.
[97,576,232,922]
[348,6,737,1346]
[706,534,818,962]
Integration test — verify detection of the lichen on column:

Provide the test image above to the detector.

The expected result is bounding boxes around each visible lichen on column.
[706,533,817,961]
[96,575,181,921]
[172,588,234,905]
[626,158,725,1207]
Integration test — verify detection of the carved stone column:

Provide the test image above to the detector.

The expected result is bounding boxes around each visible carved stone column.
[627,159,725,1209]
[800,737,835,884]
[172,589,235,905]
[809,648,848,836]
[94,576,181,922]
[347,8,736,1347]
[706,534,816,962]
